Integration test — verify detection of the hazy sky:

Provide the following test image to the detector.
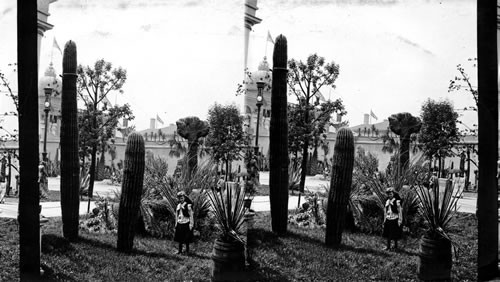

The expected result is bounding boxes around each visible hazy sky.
[248,0,478,129]
[0,0,478,133]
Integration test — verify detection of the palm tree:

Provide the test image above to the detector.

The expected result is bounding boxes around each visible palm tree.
[388,112,421,176]
[176,116,209,178]
[381,127,399,154]
[167,131,187,158]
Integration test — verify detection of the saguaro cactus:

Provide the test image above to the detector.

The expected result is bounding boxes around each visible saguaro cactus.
[269,34,289,235]
[60,40,80,241]
[325,128,354,247]
[117,133,145,252]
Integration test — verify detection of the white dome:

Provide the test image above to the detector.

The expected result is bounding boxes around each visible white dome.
[244,57,272,89]
[39,63,62,95]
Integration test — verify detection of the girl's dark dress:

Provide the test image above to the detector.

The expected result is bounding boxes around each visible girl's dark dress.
[382,198,402,240]
[174,202,193,243]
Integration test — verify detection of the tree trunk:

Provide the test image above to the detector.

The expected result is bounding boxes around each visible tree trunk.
[225,159,229,181]
[465,148,471,191]
[299,138,309,193]
[17,1,40,278]
[187,140,199,179]
[6,153,11,196]
[399,136,410,173]
[477,1,498,279]
[437,155,442,178]
[87,144,97,212]
[96,150,105,181]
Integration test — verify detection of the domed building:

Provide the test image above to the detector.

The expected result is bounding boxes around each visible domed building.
[38,62,62,154]
[243,57,272,155]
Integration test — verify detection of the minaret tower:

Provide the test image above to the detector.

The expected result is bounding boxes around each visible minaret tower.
[244,0,262,71]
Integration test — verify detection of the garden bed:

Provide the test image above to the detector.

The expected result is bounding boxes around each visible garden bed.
[0,212,477,281]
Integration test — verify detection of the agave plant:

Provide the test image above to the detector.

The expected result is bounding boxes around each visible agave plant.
[206,183,247,244]
[170,158,219,195]
[414,178,461,243]
[354,155,426,232]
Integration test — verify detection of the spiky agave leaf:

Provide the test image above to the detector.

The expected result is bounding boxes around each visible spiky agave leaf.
[206,183,247,244]
[414,178,461,250]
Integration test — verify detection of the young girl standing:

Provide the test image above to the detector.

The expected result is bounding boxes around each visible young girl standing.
[382,187,403,250]
[174,191,194,255]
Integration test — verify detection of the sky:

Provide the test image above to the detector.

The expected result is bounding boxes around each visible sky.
[0,0,478,133]
[247,0,478,129]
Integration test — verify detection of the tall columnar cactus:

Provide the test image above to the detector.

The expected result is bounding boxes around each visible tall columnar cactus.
[117,133,145,252]
[325,128,354,247]
[269,34,289,235]
[60,40,80,241]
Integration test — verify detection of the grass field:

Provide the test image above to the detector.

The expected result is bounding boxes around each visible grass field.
[0,212,477,281]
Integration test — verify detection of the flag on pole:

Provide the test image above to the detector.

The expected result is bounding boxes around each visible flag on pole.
[267,31,275,44]
[53,37,62,55]
[370,110,378,120]
[156,114,164,125]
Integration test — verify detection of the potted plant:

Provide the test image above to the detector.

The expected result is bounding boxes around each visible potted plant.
[414,178,461,281]
[206,182,247,281]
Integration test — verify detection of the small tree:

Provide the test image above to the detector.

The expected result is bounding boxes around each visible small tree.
[0,66,20,195]
[287,54,344,194]
[418,99,459,177]
[448,59,478,188]
[205,103,247,179]
[77,59,134,211]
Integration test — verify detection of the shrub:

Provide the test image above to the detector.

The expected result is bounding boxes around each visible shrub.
[289,190,327,229]
[79,196,117,234]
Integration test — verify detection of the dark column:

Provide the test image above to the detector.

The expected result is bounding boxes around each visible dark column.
[477,1,498,280]
[17,0,41,279]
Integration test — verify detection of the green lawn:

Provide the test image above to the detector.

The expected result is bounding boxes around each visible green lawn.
[0,212,477,281]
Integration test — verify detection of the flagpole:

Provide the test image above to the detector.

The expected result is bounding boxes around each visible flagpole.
[265,38,268,58]
[50,41,54,64]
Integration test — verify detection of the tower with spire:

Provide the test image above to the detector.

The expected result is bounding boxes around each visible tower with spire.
[38,62,62,143]
[243,56,272,152]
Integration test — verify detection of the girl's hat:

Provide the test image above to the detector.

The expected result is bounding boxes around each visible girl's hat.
[386,187,395,193]
[177,190,193,204]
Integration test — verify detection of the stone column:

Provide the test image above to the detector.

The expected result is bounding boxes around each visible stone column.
[244,0,261,71]
[37,0,57,68]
